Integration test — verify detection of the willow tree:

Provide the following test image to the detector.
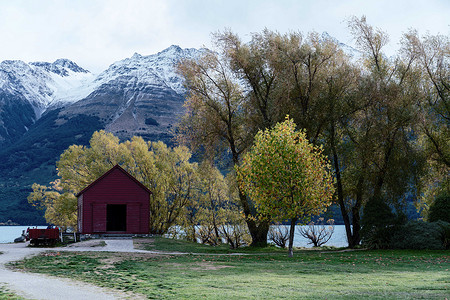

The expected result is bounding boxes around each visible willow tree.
[338,16,426,246]
[237,118,334,257]
[402,30,450,216]
[177,49,270,246]
[28,180,77,231]
[29,130,199,233]
[181,161,250,248]
[178,30,351,246]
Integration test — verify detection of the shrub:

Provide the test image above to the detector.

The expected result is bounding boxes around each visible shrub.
[268,223,289,248]
[436,220,450,250]
[428,192,450,223]
[361,197,404,249]
[390,220,450,250]
[298,218,335,247]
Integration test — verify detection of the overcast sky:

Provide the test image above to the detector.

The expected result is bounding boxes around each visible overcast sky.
[0,0,448,73]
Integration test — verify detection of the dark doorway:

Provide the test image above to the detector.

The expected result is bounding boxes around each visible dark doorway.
[107,204,127,231]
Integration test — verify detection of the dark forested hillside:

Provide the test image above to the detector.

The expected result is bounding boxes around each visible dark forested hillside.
[0,109,104,224]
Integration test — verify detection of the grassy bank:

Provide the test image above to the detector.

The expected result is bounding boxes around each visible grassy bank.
[9,238,450,299]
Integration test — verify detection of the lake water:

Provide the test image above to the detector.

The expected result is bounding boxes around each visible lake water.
[0,225,349,247]
[280,225,348,248]
[0,226,46,243]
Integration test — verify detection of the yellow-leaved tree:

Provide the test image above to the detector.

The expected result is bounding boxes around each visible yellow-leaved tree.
[29,130,199,233]
[180,161,251,248]
[29,130,249,245]
[237,118,335,257]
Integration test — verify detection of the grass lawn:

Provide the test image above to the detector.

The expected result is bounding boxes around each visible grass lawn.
[9,237,450,299]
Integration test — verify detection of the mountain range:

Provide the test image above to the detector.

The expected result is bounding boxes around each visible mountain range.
[0,45,202,224]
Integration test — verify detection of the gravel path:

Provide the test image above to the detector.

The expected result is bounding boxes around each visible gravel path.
[0,240,146,300]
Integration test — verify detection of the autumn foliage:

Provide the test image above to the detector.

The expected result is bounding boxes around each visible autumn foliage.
[237,118,334,256]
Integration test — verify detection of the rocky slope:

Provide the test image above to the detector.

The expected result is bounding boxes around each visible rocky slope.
[58,45,200,142]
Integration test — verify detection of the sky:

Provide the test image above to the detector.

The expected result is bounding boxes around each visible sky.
[0,0,448,73]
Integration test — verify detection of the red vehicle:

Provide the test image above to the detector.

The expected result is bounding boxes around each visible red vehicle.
[27,228,60,246]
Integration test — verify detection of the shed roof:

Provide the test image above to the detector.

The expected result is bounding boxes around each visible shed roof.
[75,164,152,197]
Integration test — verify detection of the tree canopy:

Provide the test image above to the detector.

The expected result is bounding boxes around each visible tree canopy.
[237,118,334,256]
[29,131,197,234]
[178,17,448,248]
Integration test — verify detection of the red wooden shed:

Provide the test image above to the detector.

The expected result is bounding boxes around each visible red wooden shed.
[76,165,151,234]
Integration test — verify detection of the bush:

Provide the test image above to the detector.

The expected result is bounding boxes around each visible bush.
[298,218,335,247]
[436,220,450,250]
[361,197,405,249]
[268,223,289,248]
[428,192,450,223]
[390,220,450,250]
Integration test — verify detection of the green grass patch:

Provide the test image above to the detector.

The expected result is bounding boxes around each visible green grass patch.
[136,236,234,253]
[9,245,450,299]
[136,236,300,254]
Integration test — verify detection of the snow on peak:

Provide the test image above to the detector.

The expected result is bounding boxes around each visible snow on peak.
[96,45,203,95]
[0,58,94,112]
[0,46,203,118]
[159,45,182,55]
[321,31,334,41]
[31,59,89,77]
[131,52,142,59]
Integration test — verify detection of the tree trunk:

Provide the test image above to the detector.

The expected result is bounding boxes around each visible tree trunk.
[330,127,356,248]
[247,219,270,247]
[236,188,269,247]
[288,217,298,257]
[348,172,365,247]
[350,205,361,246]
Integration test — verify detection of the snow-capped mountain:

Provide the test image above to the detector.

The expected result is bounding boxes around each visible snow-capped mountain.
[0,45,203,224]
[0,59,93,115]
[95,45,199,95]
[0,58,94,145]
[0,45,202,146]
[57,45,202,141]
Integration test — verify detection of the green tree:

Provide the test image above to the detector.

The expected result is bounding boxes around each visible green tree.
[331,16,426,247]
[428,192,450,223]
[360,196,403,249]
[181,161,250,248]
[237,118,334,257]
[401,30,450,216]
